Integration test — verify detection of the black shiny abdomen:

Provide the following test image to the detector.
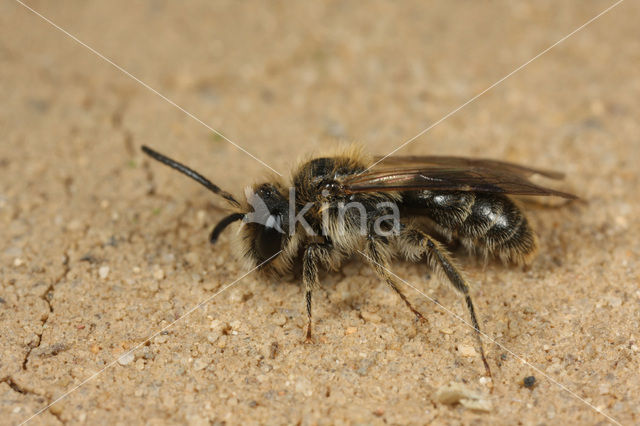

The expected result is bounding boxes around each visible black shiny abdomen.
[401,191,536,262]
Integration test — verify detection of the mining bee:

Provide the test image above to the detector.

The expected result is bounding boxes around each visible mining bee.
[141,145,576,378]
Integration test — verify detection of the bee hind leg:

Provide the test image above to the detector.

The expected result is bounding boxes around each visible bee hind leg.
[398,226,492,379]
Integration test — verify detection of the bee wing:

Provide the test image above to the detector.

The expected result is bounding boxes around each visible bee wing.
[371,155,565,180]
[343,163,577,199]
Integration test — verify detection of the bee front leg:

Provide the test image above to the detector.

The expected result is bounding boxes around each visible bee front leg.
[301,242,332,342]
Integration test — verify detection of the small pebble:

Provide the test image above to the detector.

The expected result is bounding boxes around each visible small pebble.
[436,382,492,412]
[117,352,134,365]
[523,376,536,389]
[135,359,145,371]
[13,258,24,267]
[184,252,200,266]
[153,268,165,280]
[361,311,381,323]
[193,359,208,371]
[207,320,228,343]
[98,266,110,279]
[271,313,287,326]
[345,327,357,335]
[228,288,250,303]
[210,319,225,330]
[154,334,168,344]
[458,345,478,357]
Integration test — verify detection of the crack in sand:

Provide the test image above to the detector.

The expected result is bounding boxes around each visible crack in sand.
[14,252,71,424]
[22,252,70,371]
[1,377,65,424]
[2,376,30,395]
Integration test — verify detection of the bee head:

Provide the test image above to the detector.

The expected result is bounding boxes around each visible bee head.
[241,183,289,264]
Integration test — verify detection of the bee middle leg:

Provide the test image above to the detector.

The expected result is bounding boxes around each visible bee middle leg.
[364,237,427,323]
[301,242,332,342]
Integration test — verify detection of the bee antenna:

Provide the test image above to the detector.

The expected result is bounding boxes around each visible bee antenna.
[141,145,240,208]
[210,212,244,244]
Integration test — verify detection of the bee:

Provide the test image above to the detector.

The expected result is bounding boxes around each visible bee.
[141,145,576,378]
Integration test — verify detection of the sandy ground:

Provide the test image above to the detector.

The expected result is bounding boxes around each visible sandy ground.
[1,1,639,425]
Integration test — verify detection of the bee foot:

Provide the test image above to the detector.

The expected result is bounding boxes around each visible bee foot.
[304,326,314,343]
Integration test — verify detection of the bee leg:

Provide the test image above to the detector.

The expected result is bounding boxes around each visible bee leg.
[302,242,331,342]
[400,227,492,379]
[364,237,427,324]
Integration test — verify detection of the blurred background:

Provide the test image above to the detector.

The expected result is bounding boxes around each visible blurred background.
[3,1,637,188]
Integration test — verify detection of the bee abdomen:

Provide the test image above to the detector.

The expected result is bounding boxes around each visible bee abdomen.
[402,191,536,264]
[464,194,537,264]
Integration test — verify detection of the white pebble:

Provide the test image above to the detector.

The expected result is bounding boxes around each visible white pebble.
[295,377,313,396]
[154,334,168,344]
[458,345,478,357]
[135,359,145,371]
[117,352,134,365]
[99,266,110,279]
[193,359,208,371]
[436,382,492,412]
